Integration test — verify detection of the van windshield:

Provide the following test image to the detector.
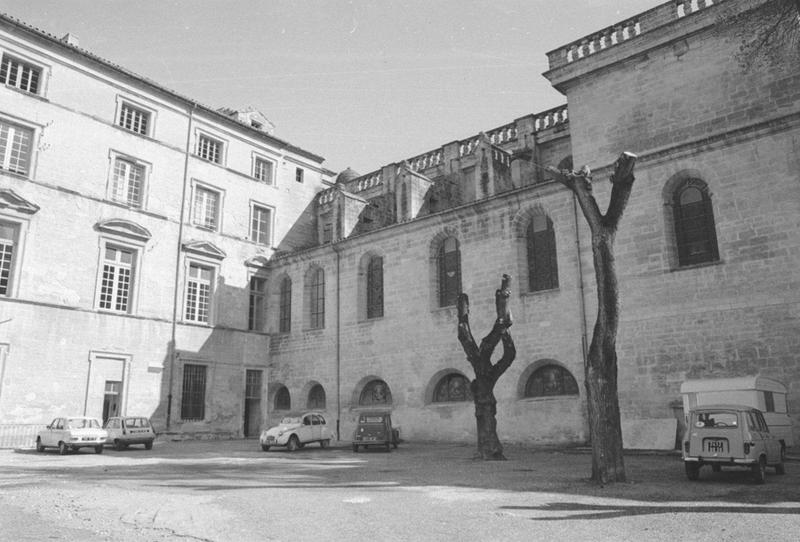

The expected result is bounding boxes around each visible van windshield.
[694,411,738,428]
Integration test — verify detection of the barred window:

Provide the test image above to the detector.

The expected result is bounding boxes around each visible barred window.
[0,222,18,296]
[527,214,559,292]
[181,364,206,420]
[279,277,292,333]
[185,263,212,323]
[250,204,272,245]
[1,54,41,94]
[197,134,223,164]
[673,179,719,267]
[111,157,145,208]
[98,245,134,313]
[0,119,34,176]
[308,268,325,329]
[248,276,267,331]
[437,237,461,307]
[308,384,326,409]
[433,373,472,403]
[253,157,274,184]
[524,365,579,398]
[192,186,220,230]
[359,379,392,406]
[366,255,384,319]
[117,102,150,135]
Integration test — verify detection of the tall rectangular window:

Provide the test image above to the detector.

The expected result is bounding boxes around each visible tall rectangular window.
[117,102,150,135]
[192,186,220,230]
[295,167,304,183]
[0,222,18,296]
[279,277,292,333]
[1,54,41,94]
[437,237,461,307]
[181,364,206,420]
[98,245,134,312]
[248,276,267,331]
[0,119,34,176]
[366,256,384,319]
[253,157,274,184]
[111,157,145,208]
[309,268,325,329]
[250,204,272,246]
[185,263,213,323]
[197,134,223,164]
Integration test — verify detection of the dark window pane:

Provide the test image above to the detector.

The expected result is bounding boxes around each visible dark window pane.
[433,374,472,403]
[527,215,559,292]
[674,180,719,266]
[367,256,384,319]
[524,365,579,398]
[275,386,291,410]
[438,237,461,307]
[181,364,206,420]
[359,380,392,406]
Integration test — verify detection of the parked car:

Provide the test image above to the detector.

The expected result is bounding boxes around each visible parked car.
[259,412,333,451]
[104,416,156,450]
[352,411,399,452]
[36,416,107,455]
[682,404,786,484]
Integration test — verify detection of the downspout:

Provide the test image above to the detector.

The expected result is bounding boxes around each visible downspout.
[166,102,197,430]
[572,193,589,366]
[332,243,342,440]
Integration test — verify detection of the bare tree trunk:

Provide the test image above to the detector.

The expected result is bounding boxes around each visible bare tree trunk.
[548,153,636,484]
[457,275,516,460]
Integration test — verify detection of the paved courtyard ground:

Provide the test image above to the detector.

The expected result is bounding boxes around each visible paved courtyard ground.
[0,439,798,541]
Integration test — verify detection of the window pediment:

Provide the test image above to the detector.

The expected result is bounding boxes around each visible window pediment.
[0,189,40,214]
[182,240,226,260]
[245,255,270,268]
[95,219,151,242]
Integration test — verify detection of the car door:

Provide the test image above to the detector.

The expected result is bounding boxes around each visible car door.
[41,418,59,447]
[318,415,330,440]
[756,410,781,462]
[299,414,314,443]
[311,415,322,441]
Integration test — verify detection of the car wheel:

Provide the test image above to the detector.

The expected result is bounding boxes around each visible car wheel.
[261,444,270,452]
[95,445,103,454]
[685,462,700,481]
[752,457,767,484]
[36,438,45,453]
[320,439,330,449]
[58,441,68,455]
[352,443,359,453]
[711,464,721,473]
[385,442,391,452]
[286,435,299,452]
[114,439,125,451]
[775,447,786,475]
[144,440,153,451]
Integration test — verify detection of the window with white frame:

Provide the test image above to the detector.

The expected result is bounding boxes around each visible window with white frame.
[98,245,135,313]
[111,156,146,208]
[250,204,272,246]
[1,54,42,94]
[248,276,267,331]
[0,118,34,176]
[185,262,213,323]
[0,221,19,296]
[117,102,150,136]
[197,134,223,164]
[253,156,275,184]
[192,185,220,230]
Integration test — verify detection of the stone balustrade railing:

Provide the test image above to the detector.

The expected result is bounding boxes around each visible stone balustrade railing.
[317,188,336,205]
[487,123,518,145]
[534,105,569,131]
[406,149,444,172]
[355,170,382,191]
[547,0,722,70]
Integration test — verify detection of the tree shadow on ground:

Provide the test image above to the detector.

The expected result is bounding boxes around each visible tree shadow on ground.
[500,502,800,521]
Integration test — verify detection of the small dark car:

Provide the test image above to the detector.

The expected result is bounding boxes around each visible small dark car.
[352,411,399,452]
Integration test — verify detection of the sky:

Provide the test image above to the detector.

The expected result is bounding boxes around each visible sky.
[2,0,651,174]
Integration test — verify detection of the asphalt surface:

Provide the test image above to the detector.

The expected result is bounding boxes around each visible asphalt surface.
[0,439,798,541]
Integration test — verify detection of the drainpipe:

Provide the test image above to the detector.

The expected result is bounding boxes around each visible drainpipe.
[166,102,197,430]
[332,243,342,440]
[572,193,589,366]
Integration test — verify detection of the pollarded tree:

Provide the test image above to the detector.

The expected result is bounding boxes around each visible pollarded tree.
[456,274,516,460]
[722,0,800,70]
[547,152,637,484]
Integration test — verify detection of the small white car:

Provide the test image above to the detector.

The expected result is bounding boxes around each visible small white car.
[260,412,333,451]
[104,416,156,450]
[36,416,107,455]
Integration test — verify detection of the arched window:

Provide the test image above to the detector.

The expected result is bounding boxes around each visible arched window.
[279,276,292,333]
[308,267,325,329]
[274,385,291,410]
[673,179,719,267]
[359,379,392,406]
[524,365,579,398]
[527,214,558,292]
[437,237,461,307]
[366,255,384,319]
[308,384,326,410]
[433,373,472,403]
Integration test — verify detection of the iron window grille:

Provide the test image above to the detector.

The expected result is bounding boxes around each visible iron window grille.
[359,379,392,406]
[437,237,461,307]
[433,373,472,403]
[181,364,207,420]
[527,214,559,292]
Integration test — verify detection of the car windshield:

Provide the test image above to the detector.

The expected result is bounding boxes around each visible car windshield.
[280,417,300,425]
[693,411,739,428]
[125,418,150,428]
[67,418,100,429]
[360,415,384,423]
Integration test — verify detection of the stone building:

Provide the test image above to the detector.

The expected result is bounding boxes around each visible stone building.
[2,0,799,448]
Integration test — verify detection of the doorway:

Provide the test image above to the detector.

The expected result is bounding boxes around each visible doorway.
[102,380,122,423]
[243,370,262,437]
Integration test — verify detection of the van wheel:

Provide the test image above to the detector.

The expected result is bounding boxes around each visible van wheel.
[711,464,721,473]
[144,440,153,451]
[58,442,68,455]
[114,439,125,451]
[775,447,786,475]
[36,438,45,453]
[352,444,359,453]
[320,439,330,449]
[385,442,391,452]
[685,462,700,481]
[752,457,767,484]
[261,444,270,452]
[286,435,299,452]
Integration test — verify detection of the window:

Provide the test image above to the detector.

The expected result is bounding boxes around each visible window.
[527,214,559,292]
[111,156,145,208]
[197,134,223,164]
[308,384,326,409]
[322,222,333,244]
[308,267,325,329]
[250,204,272,246]
[295,167,304,183]
[1,54,41,94]
[0,118,34,176]
[275,385,291,410]
[524,364,579,398]
[98,245,135,312]
[673,179,719,267]
[400,183,409,220]
[279,276,292,333]
[248,276,266,331]
[192,185,220,230]
[253,157,274,184]
[0,221,18,296]
[437,237,461,307]
[185,263,213,323]
[181,364,206,420]
[433,373,472,403]
[359,379,392,406]
[366,255,384,319]
[117,102,150,136]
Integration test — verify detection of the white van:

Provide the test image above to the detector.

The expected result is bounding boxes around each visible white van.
[680,376,793,447]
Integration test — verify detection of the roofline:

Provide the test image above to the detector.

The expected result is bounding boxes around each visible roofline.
[0,12,326,164]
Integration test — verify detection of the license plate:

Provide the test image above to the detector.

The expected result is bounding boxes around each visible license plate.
[266,437,276,443]
[704,439,727,453]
